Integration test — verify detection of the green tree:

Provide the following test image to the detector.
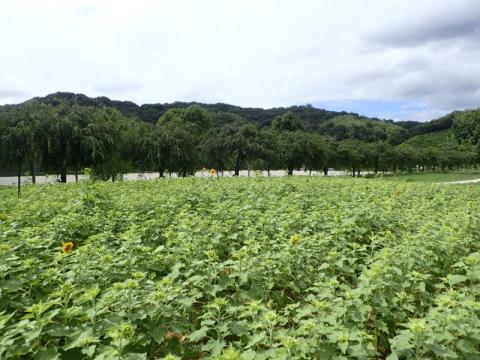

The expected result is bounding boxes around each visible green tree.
[200,127,229,173]
[143,124,169,177]
[303,133,329,175]
[224,121,263,176]
[45,104,118,182]
[183,105,213,130]
[336,140,371,176]
[1,112,31,196]
[277,131,310,175]
[158,105,212,131]
[90,108,134,181]
[14,102,52,184]
[272,111,304,132]
[161,117,198,177]
[452,110,480,145]
[258,128,282,176]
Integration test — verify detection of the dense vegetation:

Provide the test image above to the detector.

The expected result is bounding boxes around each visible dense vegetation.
[1,93,479,188]
[0,177,479,359]
[401,130,453,150]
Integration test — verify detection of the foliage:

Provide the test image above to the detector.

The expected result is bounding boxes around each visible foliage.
[1,177,479,359]
[402,130,454,150]
[318,115,408,144]
[452,110,480,146]
[272,111,305,132]
[411,113,455,136]
[1,94,479,182]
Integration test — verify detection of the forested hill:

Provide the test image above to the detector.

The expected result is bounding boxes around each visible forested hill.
[29,92,477,145]
[2,92,478,147]
[21,92,420,144]
[31,92,355,126]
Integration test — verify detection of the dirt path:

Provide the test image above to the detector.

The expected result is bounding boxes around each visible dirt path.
[442,178,480,184]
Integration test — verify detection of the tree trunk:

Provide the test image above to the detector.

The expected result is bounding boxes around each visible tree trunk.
[309,169,312,176]
[60,167,67,183]
[30,160,36,184]
[234,167,240,176]
[17,165,21,198]
[357,169,360,177]
[374,160,378,175]
[267,169,271,177]
[159,167,164,178]
[323,166,328,176]
[352,166,355,177]
[75,165,79,183]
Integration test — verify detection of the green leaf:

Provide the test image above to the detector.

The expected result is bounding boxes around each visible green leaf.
[240,349,258,360]
[82,345,96,358]
[427,343,458,358]
[386,352,399,360]
[229,321,248,336]
[338,341,348,354]
[34,346,60,360]
[390,333,412,352]
[149,327,168,344]
[123,353,147,360]
[456,339,479,354]
[188,327,208,342]
[447,275,468,285]
[63,328,93,350]
[246,333,266,348]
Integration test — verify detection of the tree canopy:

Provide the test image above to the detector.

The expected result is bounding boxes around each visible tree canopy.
[1,93,478,186]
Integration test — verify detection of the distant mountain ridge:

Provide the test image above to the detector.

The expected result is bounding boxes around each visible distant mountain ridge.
[3,91,478,147]
[30,92,357,126]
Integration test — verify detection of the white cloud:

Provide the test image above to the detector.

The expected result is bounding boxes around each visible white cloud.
[0,0,479,121]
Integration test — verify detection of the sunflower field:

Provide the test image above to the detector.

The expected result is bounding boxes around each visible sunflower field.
[0,177,479,359]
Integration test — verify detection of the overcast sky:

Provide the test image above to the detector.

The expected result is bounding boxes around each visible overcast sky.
[1,0,479,121]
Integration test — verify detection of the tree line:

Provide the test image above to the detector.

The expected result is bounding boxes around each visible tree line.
[1,100,479,187]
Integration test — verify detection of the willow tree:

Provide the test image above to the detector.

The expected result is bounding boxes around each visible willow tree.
[1,115,31,197]
[303,133,329,175]
[15,101,52,184]
[142,125,169,178]
[161,117,198,177]
[157,105,212,176]
[258,127,281,176]
[224,121,263,176]
[44,104,120,182]
[277,131,311,175]
[200,127,229,174]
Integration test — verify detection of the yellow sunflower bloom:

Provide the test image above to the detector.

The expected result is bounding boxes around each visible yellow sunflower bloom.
[63,241,74,253]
